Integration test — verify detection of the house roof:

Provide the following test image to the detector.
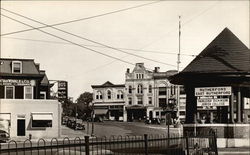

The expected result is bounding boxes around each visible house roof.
[91,81,125,88]
[182,28,250,73]
[0,58,45,79]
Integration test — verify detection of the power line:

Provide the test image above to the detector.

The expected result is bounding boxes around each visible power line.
[1,1,161,36]
[1,14,136,66]
[2,36,197,57]
[1,8,176,67]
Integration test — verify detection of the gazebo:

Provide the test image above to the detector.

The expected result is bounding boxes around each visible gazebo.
[170,28,250,147]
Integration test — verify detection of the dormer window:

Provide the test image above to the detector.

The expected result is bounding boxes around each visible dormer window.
[136,73,144,79]
[12,61,22,73]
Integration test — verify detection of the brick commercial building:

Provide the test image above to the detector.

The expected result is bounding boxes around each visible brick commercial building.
[0,58,62,139]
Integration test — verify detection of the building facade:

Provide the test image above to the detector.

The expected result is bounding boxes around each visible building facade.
[125,63,183,122]
[92,63,186,122]
[91,81,125,121]
[0,58,62,139]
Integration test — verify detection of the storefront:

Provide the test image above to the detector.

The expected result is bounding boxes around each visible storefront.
[170,28,250,147]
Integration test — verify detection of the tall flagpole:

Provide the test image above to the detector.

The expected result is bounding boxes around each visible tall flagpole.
[177,16,181,118]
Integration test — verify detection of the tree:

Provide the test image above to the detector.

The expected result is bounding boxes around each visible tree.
[75,92,93,120]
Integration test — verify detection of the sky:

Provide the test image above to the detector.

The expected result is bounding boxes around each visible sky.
[1,1,249,100]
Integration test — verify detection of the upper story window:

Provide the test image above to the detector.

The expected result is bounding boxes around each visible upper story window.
[128,86,132,94]
[136,73,144,79]
[137,97,143,104]
[148,85,152,93]
[107,90,111,99]
[171,85,176,95]
[40,91,46,99]
[159,87,167,95]
[128,97,132,105]
[5,86,14,99]
[24,86,33,99]
[137,84,143,94]
[117,91,123,99]
[96,91,102,100]
[12,61,22,73]
[148,97,152,104]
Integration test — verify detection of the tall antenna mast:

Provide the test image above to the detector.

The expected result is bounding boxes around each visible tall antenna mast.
[177,15,181,72]
[176,16,181,118]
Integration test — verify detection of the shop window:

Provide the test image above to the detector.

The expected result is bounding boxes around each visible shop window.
[107,90,111,99]
[128,86,132,94]
[148,85,152,93]
[24,86,33,99]
[5,86,14,99]
[137,97,143,104]
[159,87,166,95]
[128,98,132,105]
[32,113,53,128]
[40,91,46,99]
[12,61,22,73]
[148,97,152,104]
[137,84,143,94]
[0,86,4,98]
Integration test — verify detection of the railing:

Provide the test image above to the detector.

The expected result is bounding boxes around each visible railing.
[0,132,218,155]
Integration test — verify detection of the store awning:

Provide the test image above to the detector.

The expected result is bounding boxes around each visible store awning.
[32,113,53,120]
[94,109,108,115]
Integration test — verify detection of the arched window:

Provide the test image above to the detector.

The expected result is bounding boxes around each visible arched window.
[117,91,123,99]
[107,90,111,99]
[137,84,143,94]
[128,86,132,94]
[148,85,152,93]
[96,91,102,100]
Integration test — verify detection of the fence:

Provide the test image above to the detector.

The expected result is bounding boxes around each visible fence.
[0,132,217,155]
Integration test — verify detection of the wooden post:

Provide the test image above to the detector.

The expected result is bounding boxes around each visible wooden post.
[230,90,234,123]
[237,88,241,123]
[144,134,148,155]
[85,136,90,155]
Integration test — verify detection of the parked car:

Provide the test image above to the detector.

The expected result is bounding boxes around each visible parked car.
[0,130,10,143]
[75,123,85,130]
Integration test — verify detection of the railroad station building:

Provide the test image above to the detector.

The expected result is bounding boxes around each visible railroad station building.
[0,58,62,139]
[170,28,250,147]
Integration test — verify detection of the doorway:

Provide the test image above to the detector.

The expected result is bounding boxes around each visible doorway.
[17,119,25,136]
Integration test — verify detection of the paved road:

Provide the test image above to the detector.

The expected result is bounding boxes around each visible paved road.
[81,121,182,138]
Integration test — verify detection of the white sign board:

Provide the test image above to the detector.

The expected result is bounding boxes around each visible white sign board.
[197,98,229,106]
[195,86,231,96]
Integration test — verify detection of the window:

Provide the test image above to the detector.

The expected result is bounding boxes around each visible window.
[136,73,144,79]
[128,86,132,94]
[107,90,111,99]
[156,112,159,116]
[5,86,14,99]
[96,91,102,100]
[148,85,152,93]
[40,91,46,99]
[32,113,53,128]
[137,97,143,104]
[171,85,176,95]
[137,84,143,94]
[24,86,33,99]
[117,91,123,99]
[159,87,166,95]
[12,61,22,73]
[128,98,132,105]
[148,97,152,104]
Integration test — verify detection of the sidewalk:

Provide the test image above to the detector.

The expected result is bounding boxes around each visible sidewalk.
[218,147,250,155]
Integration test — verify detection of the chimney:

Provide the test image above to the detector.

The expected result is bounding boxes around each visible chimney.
[154,67,160,73]
[127,68,130,73]
[35,63,40,71]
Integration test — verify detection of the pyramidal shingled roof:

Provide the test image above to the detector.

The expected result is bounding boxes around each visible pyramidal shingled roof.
[182,28,250,73]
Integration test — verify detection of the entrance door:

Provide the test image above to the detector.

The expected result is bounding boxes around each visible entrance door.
[149,111,153,120]
[17,119,25,136]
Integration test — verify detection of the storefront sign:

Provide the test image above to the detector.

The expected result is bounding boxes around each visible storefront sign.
[197,98,229,106]
[0,79,34,86]
[58,81,68,101]
[195,86,231,96]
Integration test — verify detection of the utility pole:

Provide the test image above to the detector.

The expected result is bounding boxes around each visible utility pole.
[176,16,181,118]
